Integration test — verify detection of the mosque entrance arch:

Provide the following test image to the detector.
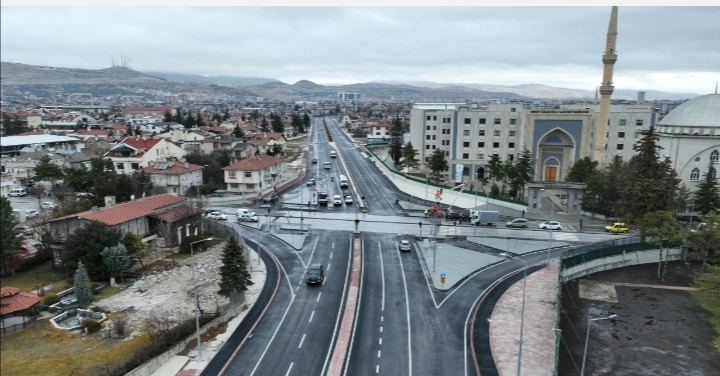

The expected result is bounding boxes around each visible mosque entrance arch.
[537,129,576,182]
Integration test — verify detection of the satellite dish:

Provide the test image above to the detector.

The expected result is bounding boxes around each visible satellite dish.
[130,194,135,200]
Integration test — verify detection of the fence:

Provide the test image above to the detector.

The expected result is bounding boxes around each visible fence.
[0,315,37,335]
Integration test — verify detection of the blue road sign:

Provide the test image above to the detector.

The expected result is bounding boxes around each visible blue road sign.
[440,272,446,278]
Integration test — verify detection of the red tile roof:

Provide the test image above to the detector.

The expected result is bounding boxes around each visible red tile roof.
[152,205,204,222]
[52,194,185,226]
[137,161,203,174]
[0,287,41,315]
[223,155,283,171]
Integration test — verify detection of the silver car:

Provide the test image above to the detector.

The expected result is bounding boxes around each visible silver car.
[506,218,528,228]
[539,221,562,230]
[398,240,412,252]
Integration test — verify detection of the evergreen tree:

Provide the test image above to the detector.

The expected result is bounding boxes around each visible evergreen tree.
[271,114,284,133]
[218,236,253,298]
[510,148,534,201]
[693,163,720,215]
[184,112,195,128]
[33,155,65,186]
[1,114,29,135]
[63,222,123,278]
[218,150,231,168]
[132,170,154,198]
[401,142,419,168]
[260,117,269,132]
[291,114,302,132]
[101,243,133,286]
[428,149,448,183]
[675,183,692,213]
[195,113,204,127]
[173,108,184,124]
[233,124,244,138]
[566,156,598,183]
[618,128,680,222]
[1,197,22,273]
[223,108,231,120]
[74,261,93,307]
[487,155,504,189]
[302,113,311,132]
[685,211,720,273]
[163,110,173,122]
[389,138,403,165]
[114,173,135,202]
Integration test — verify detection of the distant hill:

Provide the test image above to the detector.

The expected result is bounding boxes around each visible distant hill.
[143,71,279,87]
[1,62,166,85]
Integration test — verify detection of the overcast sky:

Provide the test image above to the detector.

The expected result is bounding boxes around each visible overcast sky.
[2,5,719,95]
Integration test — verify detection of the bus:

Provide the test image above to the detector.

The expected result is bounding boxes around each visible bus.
[339,175,349,188]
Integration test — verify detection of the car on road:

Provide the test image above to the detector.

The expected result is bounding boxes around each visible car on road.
[398,240,412,252]
[605,222,629,233]
[25,209,39,219]
[506,218,529,228]
[539,221,562,230]
[311,158,317,164]
[333,195,343,205]
[306,178,316,186]
[306,264,325,285]
[40,201,57,209]
[262,195,279,205]
[206,212,228,220]
[344,195,353,205]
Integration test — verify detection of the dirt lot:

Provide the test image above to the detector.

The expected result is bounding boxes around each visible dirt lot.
[558,262,720,376]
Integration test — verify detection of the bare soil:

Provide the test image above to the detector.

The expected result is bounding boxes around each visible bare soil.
[558,262,720,376]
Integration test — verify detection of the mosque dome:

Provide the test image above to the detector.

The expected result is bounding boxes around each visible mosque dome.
[657,94,720,127]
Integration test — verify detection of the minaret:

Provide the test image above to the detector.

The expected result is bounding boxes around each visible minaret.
[593,6,618,165]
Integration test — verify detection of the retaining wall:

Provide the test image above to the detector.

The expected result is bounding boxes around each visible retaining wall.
[560,248,682,282]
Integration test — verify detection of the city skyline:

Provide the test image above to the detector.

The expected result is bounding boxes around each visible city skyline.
[2,5,719,95]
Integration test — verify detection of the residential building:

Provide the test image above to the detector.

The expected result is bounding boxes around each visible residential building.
[136,161,203,196]
[223,155,284,196]
[366,122,393,145]
[103,137,187,174]
[247,132,286,154]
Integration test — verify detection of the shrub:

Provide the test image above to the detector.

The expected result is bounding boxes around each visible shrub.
[85,320,102,334]
[179,235,212,254]
[42,294,61,306]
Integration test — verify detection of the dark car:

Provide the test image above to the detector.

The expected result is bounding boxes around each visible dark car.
[306,264,325,285]
[263,195,279,204]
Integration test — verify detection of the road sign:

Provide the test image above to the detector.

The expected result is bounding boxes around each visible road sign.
[440,272,446,278]
[440,277,446,284]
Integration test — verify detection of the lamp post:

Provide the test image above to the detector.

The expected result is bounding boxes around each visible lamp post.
[500,250,527,376]
[189,237,213,362]
[581,312,617,376]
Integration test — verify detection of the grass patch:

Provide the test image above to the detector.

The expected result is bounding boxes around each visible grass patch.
[0,318,148,376]
[92,285,126,301]
[0,262,67,292]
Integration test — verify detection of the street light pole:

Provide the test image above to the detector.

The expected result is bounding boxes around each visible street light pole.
[581,313,617,376]
[189,237,213,362]
[500,250,528,376]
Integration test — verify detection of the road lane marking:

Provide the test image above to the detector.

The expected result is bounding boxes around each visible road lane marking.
[377,350,381,358]
[316,292,322,302]
[380,326,383,333]
[378,241,386,311]
[379,338,382,345]
[285,362,293,376]
[309,311,315,323]
[398,240,413,375]
[299,334,306,348]
[327,263,331,271]
[376,365,380,373]
[330,251,333,259]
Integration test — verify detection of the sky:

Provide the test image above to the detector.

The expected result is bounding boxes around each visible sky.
[2,3,719,95]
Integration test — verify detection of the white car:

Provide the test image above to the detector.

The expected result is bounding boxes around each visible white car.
[506,218,528,228]
[398,240,412,252]
[539,221,562,230]
[41,201,57,209]
[206,211,228,220]
[24,209,40,219]
[344,195,353,205]
[333,195,343,205]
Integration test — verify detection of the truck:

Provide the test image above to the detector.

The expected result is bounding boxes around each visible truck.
[317,191,329,205]
[605,222,629,233]
[469,210,499,226]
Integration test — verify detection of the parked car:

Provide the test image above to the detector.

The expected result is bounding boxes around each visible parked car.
[539,221,562,230]
[506,218,529,228]
[40,201,57,209]
[206,212,228,220]
[344,195,353,205]
[306,178,316,186]
[14,225,33,236]
[333,195,343,205]
[398,240,412,252]
[305,264,325,285]
[24,209,39,219]
[605,222,629,233]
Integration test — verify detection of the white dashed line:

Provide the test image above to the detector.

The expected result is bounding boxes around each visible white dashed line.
[298,334,306,348]
[309,311,315,323]
[377,350,381,358]
[379,338,382,345]
[285,362,293,376]
[316,292,322,302]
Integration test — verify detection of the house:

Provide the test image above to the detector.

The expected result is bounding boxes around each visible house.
[49,194,203,249]
[223,155,284,196]
[0,287,41,334]
[247,132,286,155]
[136,161,203,196]
[14,111,43,129]
[366,122,393,145]
[104,137,187,174]
[123,106,173,117]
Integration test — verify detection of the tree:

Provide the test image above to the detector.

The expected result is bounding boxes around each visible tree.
[163,110,173,122]
[232,124,244,138]
[74,261,93,307]
[566,156,598,183]
[685,211,720,274]
[675,183,692,213]
[63,221,123,279]
[302,113,310,133]
[218,236,253,298]
[501,160,514,196]
[618,128,681,222]
[271,114,284,133]
[132,170,154,198]
[33,155,64,187]
[259,117,269,132]
[692,263,720,311]
[1,114,29,135]
[510,148,534,200]
[636,210,683,281]
[123,232,150,272]
[101,243,133,286]
[487,154,504,190]
[0,197,22,273]
[223,107,231,121]
[389,138,403,166]
[218,150,231,168]
[428,149,448,183]
[692,163,720,215]
[173,108,184,124]
[401,142,419,169]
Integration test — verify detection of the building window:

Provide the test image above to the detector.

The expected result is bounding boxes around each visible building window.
[509,130,516,136]
[432,135,436,140]
[478,142,485,147]
[463,129,470,136]
[618,131,625,138]
[462,141,469,147]
[711,150,719,162]
[493,142,500,148]
[464,118,471,124]
[636,119,643,126]
[433,116,437,121]
[695,157,701,162]
[493,130,501,136]
[494,118,501,125]
[510,118,517,125]
[690,168,700,181]
[131,162,139,170]
[116,163,124,170]
[426,145,430,149]
[619,118,627,126]
[432,145,436,149]
[511,108,516,112]
[479,118,486,124]
[228,171,236,179]
[230,183,239,188]
[508,154,514,161]
[445,151,449,157]
[426,126,431,130]
[426,135,431,140]
[462,153,469,159]
[427,115,431,121]
[479,130,485,136]
[477,153,484,159]
[244,171,252,177]
[508,142,515,148]
[617,144,624,150]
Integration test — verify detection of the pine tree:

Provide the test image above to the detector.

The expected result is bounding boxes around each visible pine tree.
[233,124,244,138]
[74,261,93,307]
[693,163,720,215]
[401,142,419,168]
[101,243,133,286]
[302,113,310,132]
[1,197,21,273]
[566,156,599,183]
[218,236,253,298]
[163,110,173,122]
[271,114,284,133]
[675,183,692,213]
[428,149,448,183]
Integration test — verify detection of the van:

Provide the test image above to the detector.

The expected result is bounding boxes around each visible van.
[339,175,348,188]
[9,188,27,197]
[323,162,331,170]
[236,208,257,217]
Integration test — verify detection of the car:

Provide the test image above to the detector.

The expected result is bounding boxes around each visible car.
[262,195,279,204]
[76,192,94,198]
[344,195,353,205]
[506,218,528,228]
[311,158,318,164]
[40,201,57,209]
[539,221,562,230]
[306,178,316,186]
[205,208,226,216]
[306,264,325,285]
[605,222,629,233]
[24,209,39,219]
[206,212,228,220]
[14,225,33,237]
[398,240,412,252]
[332,195,343,205]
